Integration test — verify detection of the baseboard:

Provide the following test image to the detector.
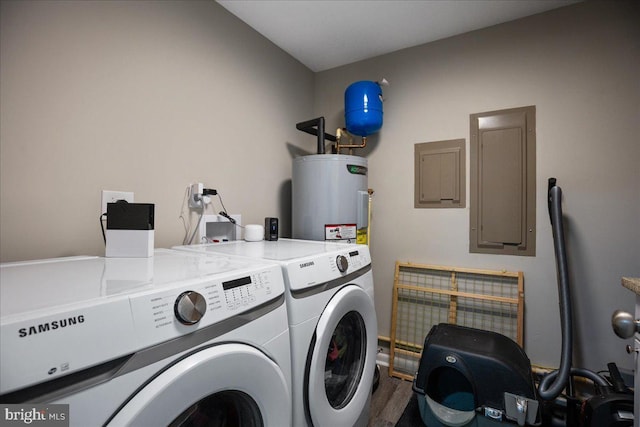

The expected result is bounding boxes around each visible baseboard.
[376,351,390,367]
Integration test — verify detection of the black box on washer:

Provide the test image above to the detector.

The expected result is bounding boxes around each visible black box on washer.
[264,217,278,241]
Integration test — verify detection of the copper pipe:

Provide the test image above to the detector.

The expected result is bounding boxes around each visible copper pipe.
[335,128,366,154]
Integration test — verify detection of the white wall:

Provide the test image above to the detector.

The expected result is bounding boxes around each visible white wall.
[0,0,313,261]
[314,1,639,372]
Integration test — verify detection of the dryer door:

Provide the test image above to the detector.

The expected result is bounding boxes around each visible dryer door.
[307,284,377,427]
[108,343,290,427]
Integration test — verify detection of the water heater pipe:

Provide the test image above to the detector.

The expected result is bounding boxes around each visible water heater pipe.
[367,188,374,246]
[335,128,367,155]
[296,117,337,154]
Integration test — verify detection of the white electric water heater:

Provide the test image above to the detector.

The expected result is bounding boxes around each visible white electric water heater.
[292,154,369,243]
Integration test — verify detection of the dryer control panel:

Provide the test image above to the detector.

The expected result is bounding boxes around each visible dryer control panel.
[286,245,372,292]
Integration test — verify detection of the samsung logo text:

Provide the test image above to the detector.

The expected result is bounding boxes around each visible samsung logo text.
[18,315,85,338]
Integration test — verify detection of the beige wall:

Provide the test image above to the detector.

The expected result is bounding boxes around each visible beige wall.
[0,0,313,261]
[314,1,640,372]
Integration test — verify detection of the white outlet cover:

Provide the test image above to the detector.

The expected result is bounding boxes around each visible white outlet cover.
[101,190,134,214]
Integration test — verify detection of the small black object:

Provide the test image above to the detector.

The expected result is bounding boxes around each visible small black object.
[106,202,154,230]
[219,211,236,224]
[581,392,634,426]
[372,364,380,394]
[607,362,630,394]
[265,217,278,241]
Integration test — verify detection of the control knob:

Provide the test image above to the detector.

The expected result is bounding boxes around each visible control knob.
[175,291,207,325]
[336,255,349,273]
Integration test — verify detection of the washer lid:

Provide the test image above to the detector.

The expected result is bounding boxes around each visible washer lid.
[0,249,277,318]
[174,239,373,292]
[179,239,354,261]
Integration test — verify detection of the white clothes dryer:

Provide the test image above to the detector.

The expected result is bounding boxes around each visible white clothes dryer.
[174,239,377,427]
[0,249,291,427]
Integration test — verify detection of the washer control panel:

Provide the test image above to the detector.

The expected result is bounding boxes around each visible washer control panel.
[129,264,283,346]
[222,272,271,311]
[174,291,207,325]
[336,255,349,272]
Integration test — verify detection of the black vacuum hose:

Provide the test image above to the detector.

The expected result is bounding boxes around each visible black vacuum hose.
[539,367,610,391]
[537,181,574,401]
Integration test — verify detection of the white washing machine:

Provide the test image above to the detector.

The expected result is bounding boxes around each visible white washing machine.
[174,239,377,427]
[0,249,291,427]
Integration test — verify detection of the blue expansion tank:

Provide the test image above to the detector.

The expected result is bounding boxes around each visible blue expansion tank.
[344,81,383,137]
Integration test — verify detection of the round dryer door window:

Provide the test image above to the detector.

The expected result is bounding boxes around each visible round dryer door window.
[325,311,366,408]
[307,285,378,427]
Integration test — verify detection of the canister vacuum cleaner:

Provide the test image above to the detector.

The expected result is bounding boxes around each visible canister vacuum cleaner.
[538,178,633,426]
[412,178,633,426]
